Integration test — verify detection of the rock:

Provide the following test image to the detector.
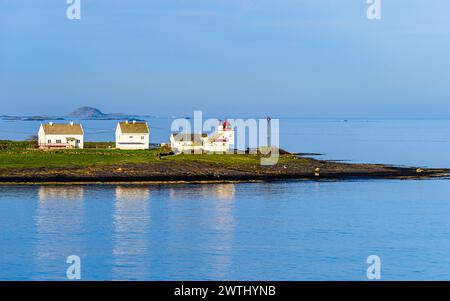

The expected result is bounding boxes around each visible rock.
[315,167,320,176]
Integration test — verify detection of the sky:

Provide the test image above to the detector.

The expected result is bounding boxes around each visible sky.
[1,0,450,118]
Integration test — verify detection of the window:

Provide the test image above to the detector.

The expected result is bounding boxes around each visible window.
[129,136,133,139]
[141,136,144,140]
[56,139,62,144]
[47,139,51,144]
[76,140,80,143]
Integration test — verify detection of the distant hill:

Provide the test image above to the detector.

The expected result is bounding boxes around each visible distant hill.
[66,107,147,120]
[67,107,106,118]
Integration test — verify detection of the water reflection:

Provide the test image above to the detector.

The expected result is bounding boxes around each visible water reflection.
[38,186,84,201]
[112,186,151,280]
[166,184,236,279]
[3,179,450,280]
[34,186,85,280]
[168,183,236,200]
[207,185,236,279]
[207,184,236,200]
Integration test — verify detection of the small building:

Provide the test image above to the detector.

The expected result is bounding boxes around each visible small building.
[170,133,208,153]
[170,120,235,153]
[115,120,150,150]
[204,120,235,152]
[38,122,84,149]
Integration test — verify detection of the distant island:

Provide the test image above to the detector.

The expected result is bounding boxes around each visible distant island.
[1,106,147,121]
[67,106,147,120]
[67,107,107,118]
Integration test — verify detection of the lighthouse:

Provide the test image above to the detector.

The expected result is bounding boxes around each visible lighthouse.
[217,120,235,151]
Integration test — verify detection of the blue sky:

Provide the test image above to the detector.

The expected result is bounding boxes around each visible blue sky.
[1,0,450,118]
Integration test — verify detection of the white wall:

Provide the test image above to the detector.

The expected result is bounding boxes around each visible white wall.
[170,139,194,153]
[217,130,235,150]
[170,134,233,153]
[38,124,84,149]
[38,133,84,149]
[116,134,149,150]
[115,125,149,150]
[38,125,45,146]
[170,136,210,153]
[204,142,229,153]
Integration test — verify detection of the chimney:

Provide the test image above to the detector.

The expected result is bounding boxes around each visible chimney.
[70,121,74,126]
[133,120,136,124]
[49,122,53,126]
[125,120,129,124]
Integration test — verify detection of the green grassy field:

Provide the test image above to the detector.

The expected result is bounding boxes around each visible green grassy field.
[0,140,297,169]
[169,153,299,166]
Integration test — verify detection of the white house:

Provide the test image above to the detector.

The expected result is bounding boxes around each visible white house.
[115,120,150,150]
[170,120,235,153]
[38,122,84,149]
[170,133,208,153]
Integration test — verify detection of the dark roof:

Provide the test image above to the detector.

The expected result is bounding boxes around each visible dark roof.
[118,121,149,134]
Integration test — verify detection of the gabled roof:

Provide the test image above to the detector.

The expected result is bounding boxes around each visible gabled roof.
[118,121,149,134]
[209,132,228,143]
[171,133,207,143]
[41,123,84,135]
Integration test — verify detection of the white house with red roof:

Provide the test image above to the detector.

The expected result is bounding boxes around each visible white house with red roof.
[203,120,234,153]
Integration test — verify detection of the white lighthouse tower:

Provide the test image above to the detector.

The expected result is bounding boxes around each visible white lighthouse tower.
[218,120,235,151]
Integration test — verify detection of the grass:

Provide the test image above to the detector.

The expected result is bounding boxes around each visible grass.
[0,140,163,168]
[0,148,164,169]
[84,141,115,149]
[0,140,299,169]
[0,140,35,150]
[168,153,299,166]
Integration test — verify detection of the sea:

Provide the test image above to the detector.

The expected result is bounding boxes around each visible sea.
[1,118,450,280]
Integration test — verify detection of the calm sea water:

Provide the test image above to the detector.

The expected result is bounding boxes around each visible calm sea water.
[1,181,450,280]
[1,119,450,280]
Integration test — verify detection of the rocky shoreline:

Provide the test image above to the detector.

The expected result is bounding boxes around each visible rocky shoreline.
[0,158,448,184]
